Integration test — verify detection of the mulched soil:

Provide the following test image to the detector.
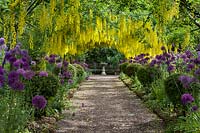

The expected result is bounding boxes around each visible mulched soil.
[56,75,164,133]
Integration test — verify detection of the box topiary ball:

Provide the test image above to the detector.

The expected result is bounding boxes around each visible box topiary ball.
[164,73,184,105]
[67,64,77,80]
[27,72,60,99]
[74,64,85,78]
[137,65,162,87]
[119,62,129,73]
[124,63,142,77]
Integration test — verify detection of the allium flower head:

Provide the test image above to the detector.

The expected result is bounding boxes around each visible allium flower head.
[180,54,187,60]
[63,71,72,79]
[179,75,195,88]
[0,66,4,75]
[60,79,65,84]
[39,71,48,77]
[186,63,195,71]
[156,55,162,60]
[167,65,175,72]
[13,59,23,68]
[56,62,62,68]
[63,61,69,67]
[194,68,200,76]
[8,71,20,83]
[32,95,47,109]
[150,59,156,67]
[0,75,5,88]
[0,37,5,45]
[68,79,73,84]
[17,68,25,75]
[181,93,194,105]
[191,105,198,111]
[21,50,28,57]
[8,57,17,64]
[48,57,55,64]
[9,81,25,91]
[185,50,193,58]
[23,70,35,80]
[22,62,30,70]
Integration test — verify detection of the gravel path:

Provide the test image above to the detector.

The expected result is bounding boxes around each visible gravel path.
[56,75,164,133]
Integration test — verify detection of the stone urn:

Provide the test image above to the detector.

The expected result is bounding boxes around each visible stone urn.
[100,62,108,75]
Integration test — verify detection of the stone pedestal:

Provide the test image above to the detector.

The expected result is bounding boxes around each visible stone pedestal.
[101,63,107,75]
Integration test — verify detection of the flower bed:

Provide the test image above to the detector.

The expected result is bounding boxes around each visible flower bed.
[0,38,90,132]
[119,46,200,132]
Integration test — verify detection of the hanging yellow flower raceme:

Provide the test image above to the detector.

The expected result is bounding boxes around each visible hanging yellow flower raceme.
[6,0,187,59]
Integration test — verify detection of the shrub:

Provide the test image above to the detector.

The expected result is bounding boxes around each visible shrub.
[74,64,85,78]
[119,62,129,73]
[67,64,77,80]
[137,65,162,87]
[124,63,142,77]
[164,74,200,105]
[25,72,60,102]
[164,73,184,106]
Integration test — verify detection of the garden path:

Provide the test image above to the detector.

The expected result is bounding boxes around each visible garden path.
[56,75,164,133]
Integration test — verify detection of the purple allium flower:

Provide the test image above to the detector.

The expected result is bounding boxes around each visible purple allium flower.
[31,61,36,66]
[5,51,12,60]
[13,59,23,68]
[167,65,175,72]
[156,55,162,60]
[198,51,200,56]
[191,105,198,111]
[186,63,195,71]
[63,61,69,67]
[22,62,30,70]
[194,68,200,76]
[179,75,195,88]
[63,71,72,79]
[0,75,5,87]
[181,93,194,105]
[49,54,56,58]
[161,56,166,61]
[8,57,17,64]
[180,54,187,60]
[9,81,25,91]
[39,71,48,77]
[195,56,200,64]
[68,79,73,84]
[150,59,156,67]
[56,62,62,68]
[60,79,65,84]
[48,57,55,64]
[14,45,21,55]
[0,66,4,75]
[21,50,28,56]
[32,95,47,109]
[166,60,171,65]
[0,38,5,45]
[23,70,35,80]
[0,44,7,51]
[17,68,25,75]
[185,50,193,58]
[8,71,20,83]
